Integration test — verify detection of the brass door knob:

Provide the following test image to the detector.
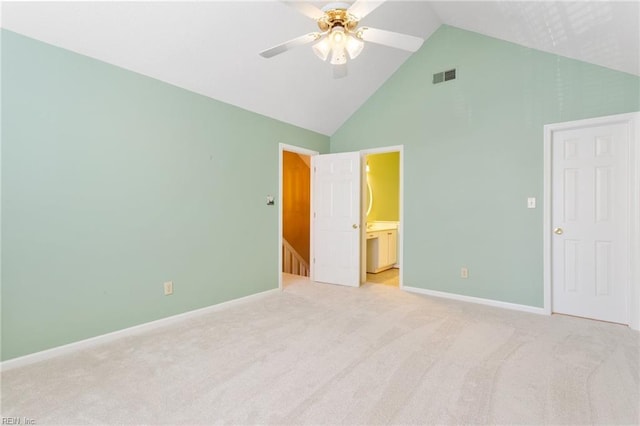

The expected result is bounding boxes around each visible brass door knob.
[554,227,564,235]
[352,224,358,229]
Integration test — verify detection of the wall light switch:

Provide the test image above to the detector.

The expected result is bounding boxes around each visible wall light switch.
[164,281,173,296]
[527,197,536,209]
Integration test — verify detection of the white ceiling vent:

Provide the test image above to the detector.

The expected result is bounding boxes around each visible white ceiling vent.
[433,68,456,84]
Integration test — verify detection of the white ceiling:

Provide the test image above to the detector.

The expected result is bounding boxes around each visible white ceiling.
[2,1,638,136]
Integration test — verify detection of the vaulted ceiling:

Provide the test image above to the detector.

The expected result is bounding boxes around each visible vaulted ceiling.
[2,1,638,135]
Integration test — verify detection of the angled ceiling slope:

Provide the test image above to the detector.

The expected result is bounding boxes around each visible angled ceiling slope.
[2,1,638,136]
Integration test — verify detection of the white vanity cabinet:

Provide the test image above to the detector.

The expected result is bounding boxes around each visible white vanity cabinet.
[366,228,397,273]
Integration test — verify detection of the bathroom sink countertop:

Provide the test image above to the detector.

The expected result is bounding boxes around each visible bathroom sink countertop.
[366,222,399,232]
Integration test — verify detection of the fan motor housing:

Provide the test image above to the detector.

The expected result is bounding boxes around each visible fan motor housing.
[317,8,358,32]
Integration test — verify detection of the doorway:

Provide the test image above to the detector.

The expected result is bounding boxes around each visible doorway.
[361,146,403,288]
[279,144,318,289]
[543,112,640,329]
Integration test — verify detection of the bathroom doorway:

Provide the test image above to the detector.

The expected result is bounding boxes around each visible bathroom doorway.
[361,146,403,288]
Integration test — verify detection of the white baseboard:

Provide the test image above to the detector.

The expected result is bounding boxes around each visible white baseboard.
[403,286,547,315]
[0,288,280,372]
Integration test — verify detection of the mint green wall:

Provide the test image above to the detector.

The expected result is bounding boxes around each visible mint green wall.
[1,30,329,361]
[332,26,640,307]
[366,152,399,222]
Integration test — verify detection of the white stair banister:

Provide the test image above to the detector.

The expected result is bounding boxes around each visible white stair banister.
[282,238,309,277]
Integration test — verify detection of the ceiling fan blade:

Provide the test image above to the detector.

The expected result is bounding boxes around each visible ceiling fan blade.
[260,33,321,58]
[281,1,325,20]
[349,0,386,20]
[333,64,348,79]
[358,27,424,52]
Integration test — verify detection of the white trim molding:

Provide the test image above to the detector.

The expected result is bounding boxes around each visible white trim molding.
[543,112,640,330]
[403,286,547,315]
[0,288,280,372]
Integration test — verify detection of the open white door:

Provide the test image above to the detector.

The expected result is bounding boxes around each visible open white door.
[312,152,361,287]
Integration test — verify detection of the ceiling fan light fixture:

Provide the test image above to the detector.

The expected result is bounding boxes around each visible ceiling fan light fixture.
[330,46,347,65]
[345,34,364,59]
[330,26,347,47]
[312,37,331,61]
[260,0,426,77]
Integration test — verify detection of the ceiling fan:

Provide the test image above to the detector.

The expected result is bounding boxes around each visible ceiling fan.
[259,0,425,78]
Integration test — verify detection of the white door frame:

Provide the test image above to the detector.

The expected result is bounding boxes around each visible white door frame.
[360,145,404,288]
[543,112,640,329]
[278,143,319,290]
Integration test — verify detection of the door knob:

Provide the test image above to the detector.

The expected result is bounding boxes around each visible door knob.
[554,227,563,235]
[352,224,358,229]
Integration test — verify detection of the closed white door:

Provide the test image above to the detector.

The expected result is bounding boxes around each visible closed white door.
[552,122,629,324]
[312,152,361,287]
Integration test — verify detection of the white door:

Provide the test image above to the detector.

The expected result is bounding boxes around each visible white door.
[312,152,361,287]
[552,122,630,324]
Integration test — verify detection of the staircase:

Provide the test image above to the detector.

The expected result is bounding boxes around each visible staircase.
[282,238,309,277]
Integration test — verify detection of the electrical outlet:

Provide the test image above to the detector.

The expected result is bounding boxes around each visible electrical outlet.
[163,281,173,296]
[460,267,469,279]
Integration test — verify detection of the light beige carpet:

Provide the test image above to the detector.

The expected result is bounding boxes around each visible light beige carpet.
[1,274,638,425]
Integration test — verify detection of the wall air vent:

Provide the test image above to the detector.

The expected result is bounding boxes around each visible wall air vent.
[444,69,456,81]
[433,68,456,84]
